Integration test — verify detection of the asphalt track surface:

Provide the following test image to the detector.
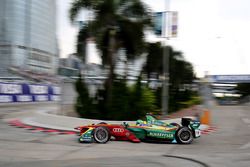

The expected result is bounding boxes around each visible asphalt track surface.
[0,103,250,167]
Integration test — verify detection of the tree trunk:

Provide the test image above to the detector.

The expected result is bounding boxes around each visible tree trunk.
[106,28,116,107]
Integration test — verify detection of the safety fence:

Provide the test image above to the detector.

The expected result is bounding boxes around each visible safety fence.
[0,82,60,103]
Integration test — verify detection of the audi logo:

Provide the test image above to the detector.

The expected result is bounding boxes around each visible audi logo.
[112,128,124,133]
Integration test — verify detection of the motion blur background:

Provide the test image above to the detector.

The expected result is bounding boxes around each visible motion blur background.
[0,0,249,116]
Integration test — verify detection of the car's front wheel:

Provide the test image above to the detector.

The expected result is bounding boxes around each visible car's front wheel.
[175,127,193,144]
[93,127,110,143]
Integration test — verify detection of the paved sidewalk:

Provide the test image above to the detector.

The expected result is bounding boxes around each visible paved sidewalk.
[4,110,183,131]
[3,104,210,135]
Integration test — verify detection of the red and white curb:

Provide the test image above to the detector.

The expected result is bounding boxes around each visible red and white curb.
[201,126,218,135]
[7,119,77,135]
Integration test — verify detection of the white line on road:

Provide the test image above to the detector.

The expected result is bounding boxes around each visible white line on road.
[240,142,250,149]
[242,118,250,124]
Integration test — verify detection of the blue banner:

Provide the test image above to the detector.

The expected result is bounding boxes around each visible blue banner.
[0,82,61,103]
[211,75,250,83]
[154,12,164,36]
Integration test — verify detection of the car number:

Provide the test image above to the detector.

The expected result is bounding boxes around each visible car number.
[195,129,201,137]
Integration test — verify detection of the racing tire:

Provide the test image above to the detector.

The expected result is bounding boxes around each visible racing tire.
[93,126,111,143]
[175,127,193,144]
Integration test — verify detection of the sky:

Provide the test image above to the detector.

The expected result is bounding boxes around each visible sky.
[57,0,250,78]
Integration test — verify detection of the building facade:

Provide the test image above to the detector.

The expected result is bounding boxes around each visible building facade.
[0,0,58,76]
[58,54,83,77]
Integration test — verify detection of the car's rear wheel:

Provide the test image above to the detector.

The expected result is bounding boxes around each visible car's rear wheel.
[93,127,110,143]
[175,127,193,144]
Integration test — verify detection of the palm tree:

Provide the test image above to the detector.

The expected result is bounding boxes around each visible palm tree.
[69,0,152,103]
[143,43,196,113]
[143,43,195,86]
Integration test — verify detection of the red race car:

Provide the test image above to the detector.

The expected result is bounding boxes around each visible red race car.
[75,122,141,143]
[74,116,200,144]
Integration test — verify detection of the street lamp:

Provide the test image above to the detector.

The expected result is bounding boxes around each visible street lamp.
[161,0,175,116]
[162,40,169,116]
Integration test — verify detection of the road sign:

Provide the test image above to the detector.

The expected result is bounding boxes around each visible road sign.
[210,75,250,83]
[153,11,178,38]
[153,12,165,36]
[170,11,178,37]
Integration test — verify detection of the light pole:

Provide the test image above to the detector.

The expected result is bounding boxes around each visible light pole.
[161,0,170,116]
[162,39,169,116]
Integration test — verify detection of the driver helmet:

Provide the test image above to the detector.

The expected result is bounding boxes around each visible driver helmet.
[136,119,144,125]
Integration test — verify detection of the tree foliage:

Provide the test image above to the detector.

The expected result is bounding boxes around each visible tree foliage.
[144,43,195,85]
[143,43,197,113]
[70,0,153,111]
[71,1,198,119]
[74,74,96,118]
[70,0,152,66]
[75,76,156,120]
[129,76,157,120]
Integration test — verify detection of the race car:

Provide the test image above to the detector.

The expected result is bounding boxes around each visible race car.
[74,116,201,144]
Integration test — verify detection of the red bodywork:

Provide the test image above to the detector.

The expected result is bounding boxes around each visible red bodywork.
[75,124,141,143]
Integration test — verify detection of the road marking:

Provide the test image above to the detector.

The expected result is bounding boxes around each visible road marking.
[201,126,218,135]
[7,119,77,135]
[240,142,250,149]
[163,155,209,167]
[242,118,250,124]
